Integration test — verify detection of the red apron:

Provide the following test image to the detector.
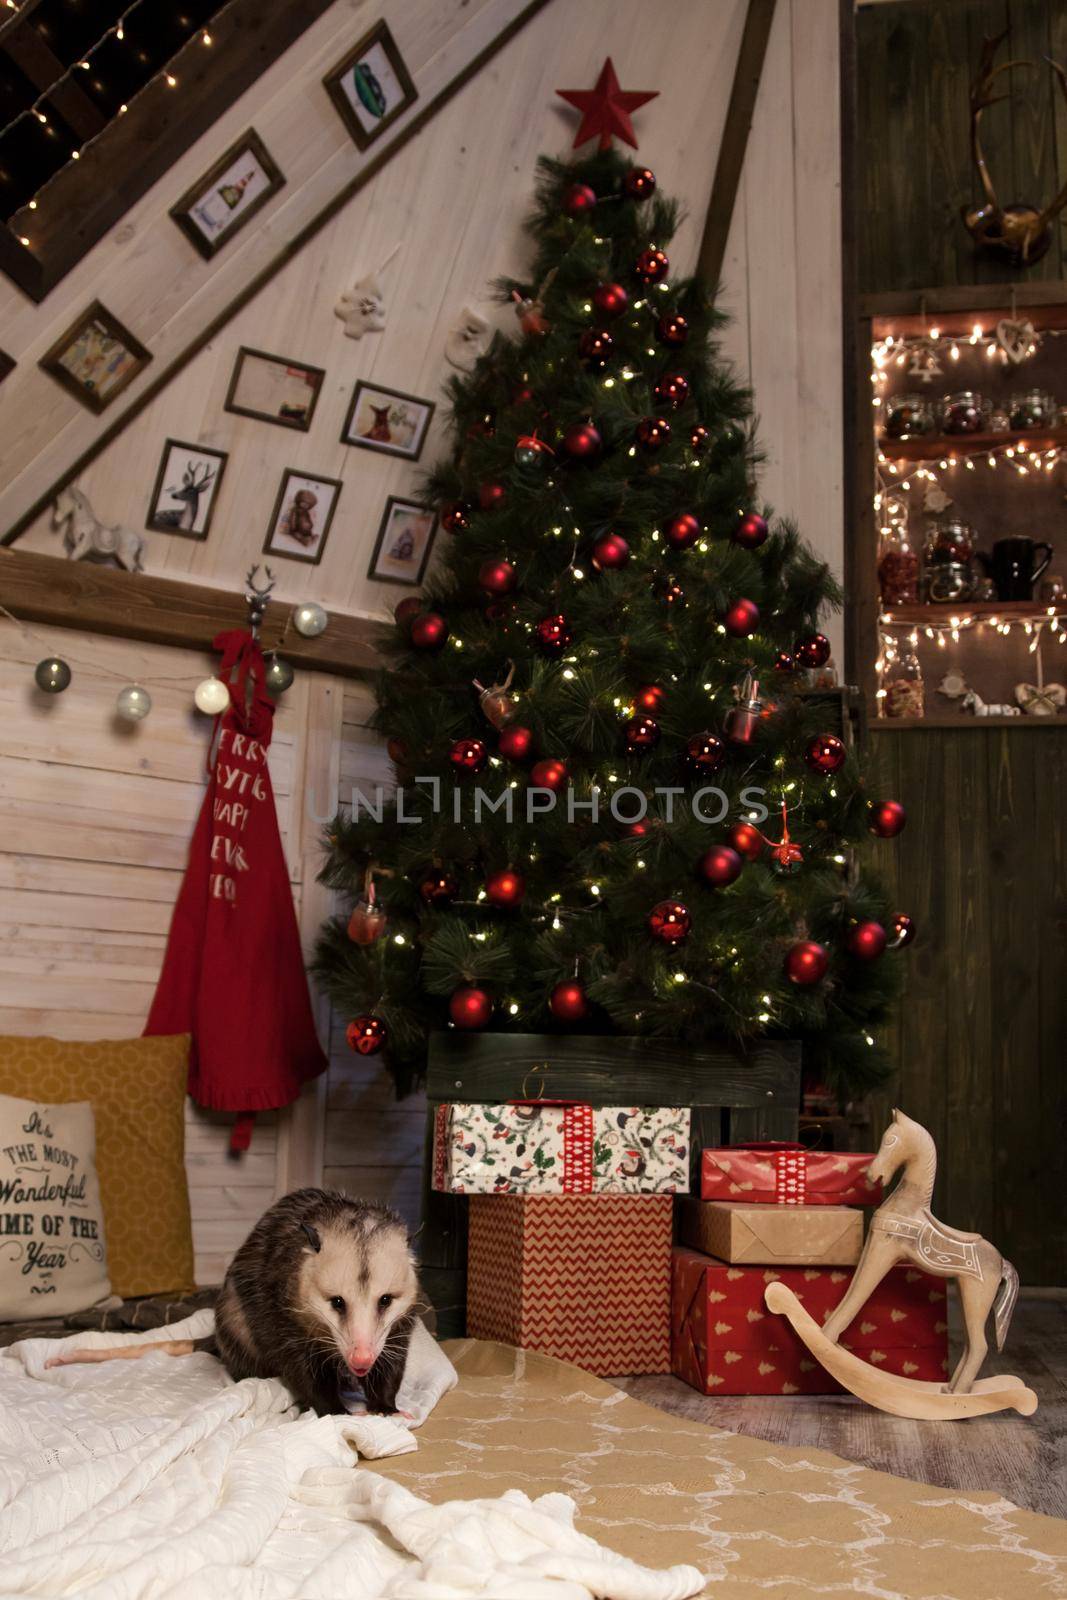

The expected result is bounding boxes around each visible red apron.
[145,629,326,1149]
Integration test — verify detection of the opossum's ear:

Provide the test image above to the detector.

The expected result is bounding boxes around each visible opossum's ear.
[300,1221,322,1253]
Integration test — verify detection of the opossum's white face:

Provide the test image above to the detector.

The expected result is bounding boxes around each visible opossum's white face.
[298,1221,417,1378]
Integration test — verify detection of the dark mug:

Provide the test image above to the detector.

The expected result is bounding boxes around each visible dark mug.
[977,537,1053,601]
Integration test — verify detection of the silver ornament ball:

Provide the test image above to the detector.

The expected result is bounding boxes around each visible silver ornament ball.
[34,657,71,694]
[116,684,152,722]
[293,602,328,638]
[265,654,294,694]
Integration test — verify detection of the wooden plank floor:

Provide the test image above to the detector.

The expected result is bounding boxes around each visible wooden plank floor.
[610,1293,1067,1519]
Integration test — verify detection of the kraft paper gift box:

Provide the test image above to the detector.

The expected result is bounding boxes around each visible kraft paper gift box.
[678,1197,864,1267]
[467,1194,673,1375]
[433,1101,690,1194]
[672,1247,949,1396]
[699,1142,881,1206]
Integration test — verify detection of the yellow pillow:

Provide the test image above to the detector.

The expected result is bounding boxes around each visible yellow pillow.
[0,1035,195,1297]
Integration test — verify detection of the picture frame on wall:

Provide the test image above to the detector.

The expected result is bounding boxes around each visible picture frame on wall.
[224,346,326,431]
[39,300,151,413]
[341,381,434,459]
[170,128,285,261]
[263,468,343,565]
[323,20,417,151]
[146,439,228,540]
[366,495,438,586]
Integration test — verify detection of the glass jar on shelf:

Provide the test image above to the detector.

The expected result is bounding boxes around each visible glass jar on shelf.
[1008,389,1056,431]
[883,650,925,720]
[925,516,975,564]
[882,393,934,441]
[939,390,990,435]
[922,517,976,602]
[877,526,919,605]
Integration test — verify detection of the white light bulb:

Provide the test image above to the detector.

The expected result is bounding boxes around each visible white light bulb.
[194,677,230,715]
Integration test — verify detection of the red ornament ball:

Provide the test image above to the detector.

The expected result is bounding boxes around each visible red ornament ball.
[656,312,689,347]
[654,373,689,410]
[498,724,534,763]
[410,613,448,651]
[635,416,671,451]
[449,737,487,774]
[805,734,846,775]
[689,424,711,454]
[346,1015,387,1055]
[347,898,387,946]
[723,598,760,637]
[625,714,660,752]
[634,684,664,713]
[784,940,829,986]
[647,899,691,943]
[634,246,669,284]
[441,501,472,534]
[774,650,795,673]
[890,912,916,948]
[530,757,568,792]
[563,181,597,216]
[665,512,700,550]
[591,532,630,571]
[394,597,422,628]
[729,820,764,861]
[578,329,613,369]
[795,632,832,669]
[549,980,588,1022]
[735,511,769,550]
[561,420,601,459]
[419,869,458,906]
[449,985,493,1029]
[478,481,507,511]
[485,867,525,908]
[847,920,887,961]
[686,731,726,773]
[478,558,517,595]
[698,845,743,887]
[868,799,907,838]
[624,166,657,200]
[593,281,629,318]
[535,614,573,655]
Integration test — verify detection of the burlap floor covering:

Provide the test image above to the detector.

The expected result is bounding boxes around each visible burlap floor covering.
[368,1339,1067,1599]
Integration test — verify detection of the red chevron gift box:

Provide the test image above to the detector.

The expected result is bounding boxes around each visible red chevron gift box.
[467,1194,673,1374]
[672,1247,949,1395]
[699,1142,881,1206]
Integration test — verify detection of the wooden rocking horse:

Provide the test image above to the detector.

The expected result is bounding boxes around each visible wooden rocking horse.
[765,1110,1038,1419]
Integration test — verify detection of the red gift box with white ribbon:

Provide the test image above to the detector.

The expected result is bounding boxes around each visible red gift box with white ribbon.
[699,1142,882,1206]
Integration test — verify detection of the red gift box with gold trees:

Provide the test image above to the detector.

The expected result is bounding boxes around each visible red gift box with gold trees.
[672,1247,949,1395]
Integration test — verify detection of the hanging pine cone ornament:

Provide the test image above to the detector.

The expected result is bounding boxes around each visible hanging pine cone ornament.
[794,632,832,669]
[889,912,916,948]
[593,281,628,317]
[498,724,534,762]
[563,181,597,216]
[549,979,588,1022]
[410,613,448,650]
[847,920,887,960]
[634,246,669,283]
[685,731,726,773]
[347,886,387,945]
[723,599,760,637]
[478,481,507,511]
[561,420,601,459]
[654,373,689,410]
[478,558,517,595]
[805,734,846,775]
[578,330,613,370]
[647,899,691,943]
[485,868,525,908]
[419,869,458,906]
[729,820,765,860]
[734,512,769,549]
[635,684,665,713]
[530,757,569,791]
[664,512,700,550]
[394,596,422,628]
[535,614,573,655]
[442,501,472,534]
[346,1015,387,1055]
[868,799,907,837]
[656,312,689,346]
[698,845,743,887]
[591,532,629,570]
[625,714,660,752]
[449,985,493,1029]
[449,737,488,774]
[514,432,554,470]
[689,423,711,454]
[624,166,656,199]
[635,416,671,451]
[784,941,828,985]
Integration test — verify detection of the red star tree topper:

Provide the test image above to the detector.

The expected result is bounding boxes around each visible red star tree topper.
[556,58,658,151]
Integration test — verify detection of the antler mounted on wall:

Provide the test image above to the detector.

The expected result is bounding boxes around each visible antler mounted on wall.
[963,29,1067,267]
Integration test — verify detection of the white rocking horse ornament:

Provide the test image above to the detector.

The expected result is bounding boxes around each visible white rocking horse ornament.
[765,1110,1038,1419]
[52,486,145,573]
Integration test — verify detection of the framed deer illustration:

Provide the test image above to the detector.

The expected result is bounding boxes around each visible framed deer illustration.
[147,440,229,541]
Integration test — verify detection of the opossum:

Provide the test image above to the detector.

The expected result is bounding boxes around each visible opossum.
[46,1188,421,1418]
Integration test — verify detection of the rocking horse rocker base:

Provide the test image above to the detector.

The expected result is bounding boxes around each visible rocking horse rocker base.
[764,1109,1039,1422]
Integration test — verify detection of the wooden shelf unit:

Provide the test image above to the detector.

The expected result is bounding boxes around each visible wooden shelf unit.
[878,426,1067,462]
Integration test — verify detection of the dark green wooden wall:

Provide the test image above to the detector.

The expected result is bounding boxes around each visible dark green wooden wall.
[857,0,1067,293]
[867,726,1067,1285]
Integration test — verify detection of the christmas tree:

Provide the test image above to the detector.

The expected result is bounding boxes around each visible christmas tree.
[315,92,912,1102]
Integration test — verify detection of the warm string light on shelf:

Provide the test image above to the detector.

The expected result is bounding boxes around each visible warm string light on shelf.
[877,442,1066,484]
[869,323,1067,381]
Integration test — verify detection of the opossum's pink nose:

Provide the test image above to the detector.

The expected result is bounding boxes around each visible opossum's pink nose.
[346,1346,376,1376]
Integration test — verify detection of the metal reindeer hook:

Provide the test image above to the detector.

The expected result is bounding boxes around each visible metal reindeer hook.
[244,565,276,640]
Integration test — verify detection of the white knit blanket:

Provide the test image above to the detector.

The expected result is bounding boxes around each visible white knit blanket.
[0,1313,704,1600]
